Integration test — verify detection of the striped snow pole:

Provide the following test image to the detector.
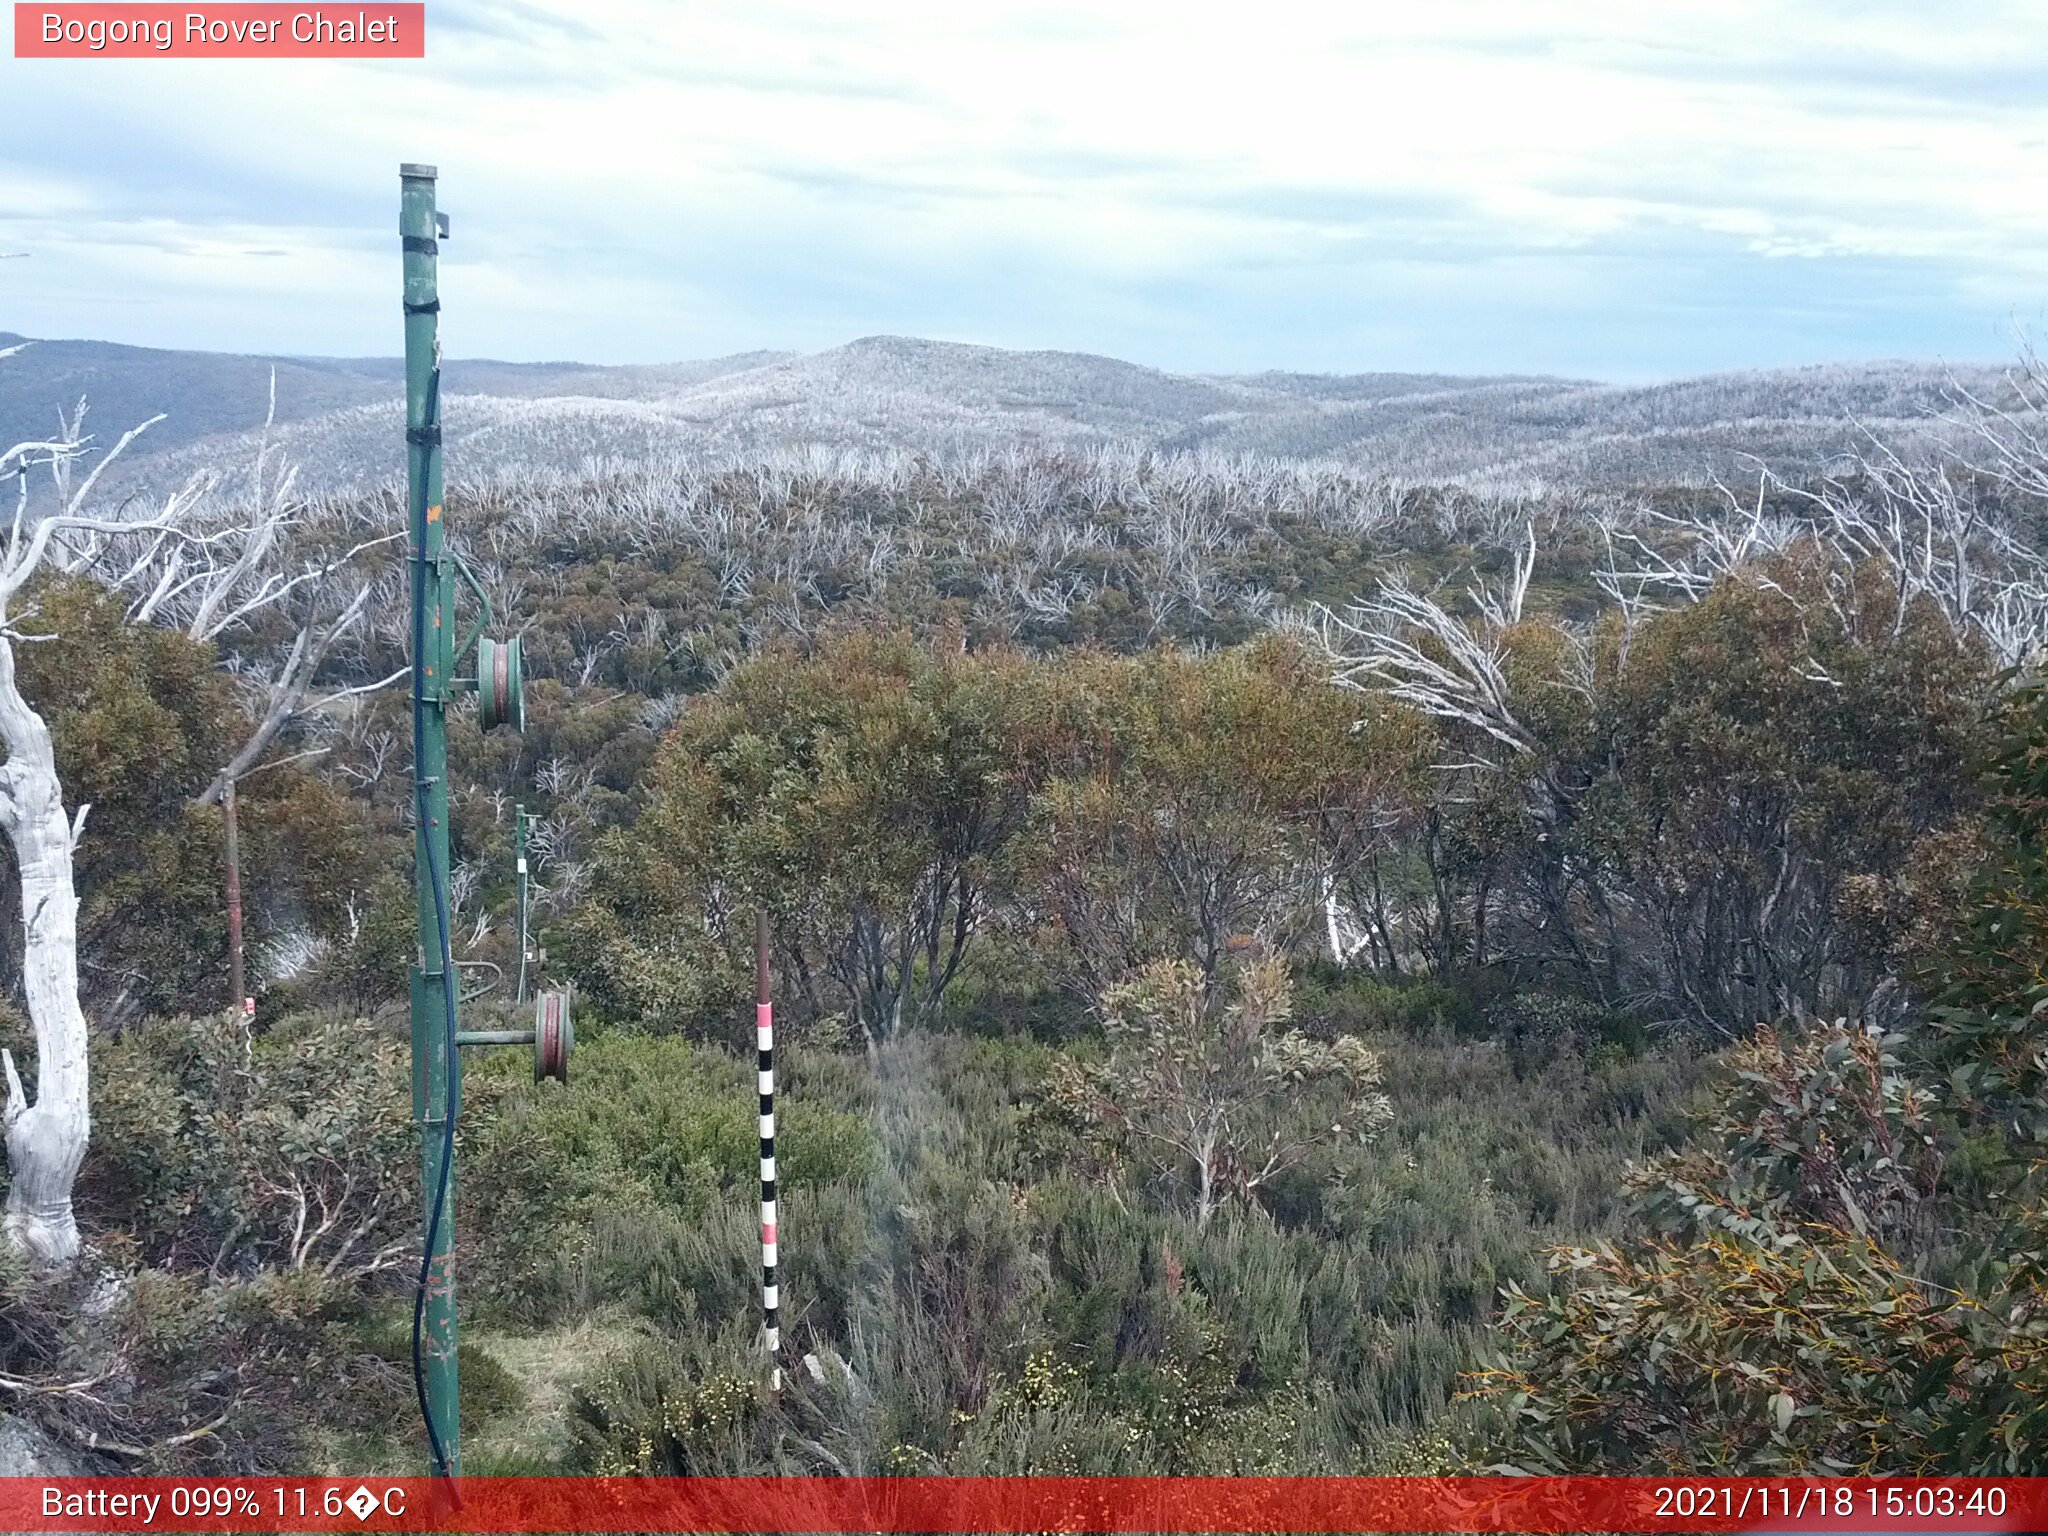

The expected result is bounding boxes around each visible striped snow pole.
[755,913,781,1393]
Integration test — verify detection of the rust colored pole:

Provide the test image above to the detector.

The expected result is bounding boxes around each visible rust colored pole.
[223,777,247,1017]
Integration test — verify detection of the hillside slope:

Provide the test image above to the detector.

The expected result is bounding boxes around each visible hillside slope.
[2,330,2017,494]
[0,332,790,463]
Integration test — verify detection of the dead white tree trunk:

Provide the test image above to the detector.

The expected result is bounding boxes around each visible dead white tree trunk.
[0,633,89,1264]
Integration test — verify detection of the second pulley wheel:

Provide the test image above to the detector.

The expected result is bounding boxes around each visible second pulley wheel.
[534,988,572,1083]
[478,634,525,732]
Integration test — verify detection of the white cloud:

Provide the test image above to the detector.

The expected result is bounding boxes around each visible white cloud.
[1,0,2042,374]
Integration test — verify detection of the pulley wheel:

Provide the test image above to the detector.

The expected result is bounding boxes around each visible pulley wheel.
[534,989,572,1083]
[478,635,525,733]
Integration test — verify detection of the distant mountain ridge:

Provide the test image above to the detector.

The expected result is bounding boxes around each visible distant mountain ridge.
[0,330,792,454]
[0,329,2018,493]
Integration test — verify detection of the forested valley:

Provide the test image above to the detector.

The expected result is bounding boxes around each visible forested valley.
[2,355,2047,1476]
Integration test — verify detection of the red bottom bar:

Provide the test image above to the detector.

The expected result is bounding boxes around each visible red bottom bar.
[8,1476,2045,1533]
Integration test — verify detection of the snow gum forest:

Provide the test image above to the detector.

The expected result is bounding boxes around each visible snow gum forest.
[0,332,2046,1475]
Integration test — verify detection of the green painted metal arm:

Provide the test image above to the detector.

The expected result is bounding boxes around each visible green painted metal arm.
[455,1028,535,1047]
[448,543,495,675]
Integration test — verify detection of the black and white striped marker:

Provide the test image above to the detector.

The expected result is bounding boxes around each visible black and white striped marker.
[755,913,780,1393]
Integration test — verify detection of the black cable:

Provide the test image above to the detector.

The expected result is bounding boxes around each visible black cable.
[408,359,461,1487]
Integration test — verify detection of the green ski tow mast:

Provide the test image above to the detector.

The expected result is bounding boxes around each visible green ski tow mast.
[401,163,567,1482]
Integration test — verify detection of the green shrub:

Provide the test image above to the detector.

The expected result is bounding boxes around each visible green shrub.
[1051,953,1390,1227]
[82,1010,416,1280]
[520,1011,1693,1472]
[459,1031,878,1322]
[1291,968,1475,1038]
[569,1329,767,1475]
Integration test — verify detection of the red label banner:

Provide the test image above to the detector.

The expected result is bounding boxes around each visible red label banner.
[12,4,425,57]
[1,1477,2043,1533]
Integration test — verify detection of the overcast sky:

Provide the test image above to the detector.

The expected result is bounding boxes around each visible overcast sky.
[3,0,2045,379]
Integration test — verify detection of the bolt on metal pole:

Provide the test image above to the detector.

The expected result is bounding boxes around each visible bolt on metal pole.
[402,160,460,1480]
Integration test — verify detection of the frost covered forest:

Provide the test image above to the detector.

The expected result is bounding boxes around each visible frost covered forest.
[7,331,2020,496]
[2,337,2048,1475]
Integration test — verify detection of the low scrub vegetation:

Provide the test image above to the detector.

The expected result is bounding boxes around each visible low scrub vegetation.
[3,367,2048,1473]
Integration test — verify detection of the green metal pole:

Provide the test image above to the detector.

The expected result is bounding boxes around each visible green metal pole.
[402,161,460,1479]
[515,805,530,1004]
